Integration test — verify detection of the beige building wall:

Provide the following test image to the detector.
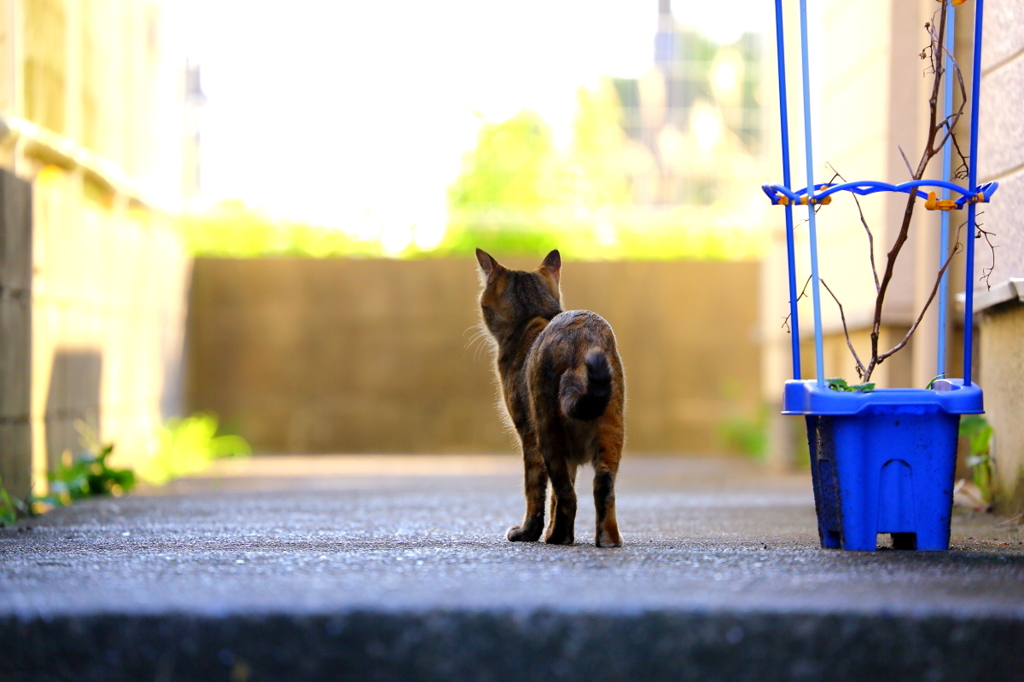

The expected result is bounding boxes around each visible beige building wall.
[187,258,762,456]
[0,0,191,498]
[30,168,189,485]
[974,0,1024,513]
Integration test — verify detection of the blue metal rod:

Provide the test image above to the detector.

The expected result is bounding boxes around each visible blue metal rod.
[937,3,955,379]
[799,0,825,387]
[963,0,985,385]
[775,0,801,380]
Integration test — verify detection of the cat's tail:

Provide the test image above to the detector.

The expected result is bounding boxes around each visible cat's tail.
[559,347,613,421]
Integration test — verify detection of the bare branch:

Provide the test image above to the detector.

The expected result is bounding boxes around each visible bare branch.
[951,133,969,181]
[826,163,879,291]
[820,278,867,379]
[898,145,915,179]
[975,213,997,290]
[781,275,813,334]
[877,220,965,364]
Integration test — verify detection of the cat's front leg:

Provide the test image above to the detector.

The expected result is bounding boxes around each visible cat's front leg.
[507,445,547,542]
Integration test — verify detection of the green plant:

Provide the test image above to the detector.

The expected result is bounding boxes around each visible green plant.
[959,415,995,505]
[825,377,875,393]
[0,475,28,526]
[136,413,251,486]
[720,409,768,461]
[33,443,136,512]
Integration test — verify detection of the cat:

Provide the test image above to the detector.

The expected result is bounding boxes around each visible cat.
[475,248,625,547]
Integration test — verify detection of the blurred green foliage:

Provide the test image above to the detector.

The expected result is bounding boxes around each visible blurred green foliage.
[136,413,251,486]
[180,203,383,258]
[720,410,768,461]
[181,81,766,262]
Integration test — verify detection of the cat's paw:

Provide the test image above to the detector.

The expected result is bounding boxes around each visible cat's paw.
[543,528,574,545]
[596,526,622,547]
[507,524,542,542]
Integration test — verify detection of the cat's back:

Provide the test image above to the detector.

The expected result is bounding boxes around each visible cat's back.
[544,309,614,338]
[532,310,619,365]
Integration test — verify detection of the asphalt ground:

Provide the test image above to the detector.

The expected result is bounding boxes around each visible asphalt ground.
[1,455,1023,681]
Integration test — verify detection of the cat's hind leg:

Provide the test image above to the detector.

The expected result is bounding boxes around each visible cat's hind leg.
[541,436,577,545]
[593,429,623,547]
[506,445,547,542]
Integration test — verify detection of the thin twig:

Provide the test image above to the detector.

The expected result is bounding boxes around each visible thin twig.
[898,145,915,179]
[825,163,879,291]
[781,275,813,334]
[975,214,997,290]
[820,278,867,378]
[951,133,970,180]
[877,221,965,364]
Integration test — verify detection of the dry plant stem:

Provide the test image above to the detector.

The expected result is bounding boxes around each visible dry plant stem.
[876,222,964,365]
[781,275,814,334]
[864,2,958,383]
[820,278,867,378]
[826,164,879,291]
[977,220,997,289]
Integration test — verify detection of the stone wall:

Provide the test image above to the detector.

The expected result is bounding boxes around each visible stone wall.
[0,170,33,500]
[977,0,1024,513]
[0,165,190,501]
[30,167,190,483]
[186,257,761,455]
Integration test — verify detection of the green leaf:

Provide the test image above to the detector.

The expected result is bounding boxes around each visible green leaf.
[826,378,874,392]
[826,378,850,391]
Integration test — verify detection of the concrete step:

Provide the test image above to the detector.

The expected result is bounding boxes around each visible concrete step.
[2,456,1022,681]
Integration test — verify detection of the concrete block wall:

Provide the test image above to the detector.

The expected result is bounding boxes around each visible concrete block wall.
[977,0,1024,512]
[0,170,33,500]
[29,167,190,489]
[186,258,761,455]
[0,163,189,501]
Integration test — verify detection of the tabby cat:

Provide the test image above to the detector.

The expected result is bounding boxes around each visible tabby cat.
[475,249,625,547]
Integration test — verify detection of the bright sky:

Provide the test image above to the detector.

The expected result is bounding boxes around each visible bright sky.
[178,0,769,251]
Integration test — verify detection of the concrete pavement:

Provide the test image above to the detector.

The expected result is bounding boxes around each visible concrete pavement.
[1,455,1022,681]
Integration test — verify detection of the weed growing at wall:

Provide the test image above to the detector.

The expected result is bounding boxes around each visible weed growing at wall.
[0,441,136,524]
[960,415,995,506]
[0,414,251,526]
[33,443,136,512]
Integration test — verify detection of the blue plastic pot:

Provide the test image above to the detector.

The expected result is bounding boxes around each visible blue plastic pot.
[783,379,983,551]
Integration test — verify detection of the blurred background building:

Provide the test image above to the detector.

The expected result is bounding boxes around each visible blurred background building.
[0,0,192,500]
[613,0,762,207]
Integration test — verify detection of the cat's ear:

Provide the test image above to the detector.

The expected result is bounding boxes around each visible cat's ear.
[540,249,561,285]
[476,248,503,283]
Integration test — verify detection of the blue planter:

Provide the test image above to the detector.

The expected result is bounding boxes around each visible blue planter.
[783,380,983,551]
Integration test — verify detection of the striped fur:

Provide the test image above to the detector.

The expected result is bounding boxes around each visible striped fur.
[476,249,625,547]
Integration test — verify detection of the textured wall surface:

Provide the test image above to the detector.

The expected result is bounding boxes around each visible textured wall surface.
[30,168,190,487]
[979,303,1024,509]
[186,258,761,455]
[0,171,33,500]
[977,0,1024,285]
[977,0,1024,512]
